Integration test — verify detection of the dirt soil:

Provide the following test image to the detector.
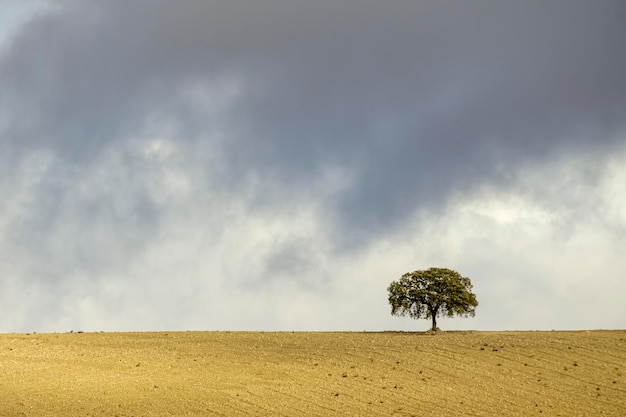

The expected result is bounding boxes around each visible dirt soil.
[1,330,624,416]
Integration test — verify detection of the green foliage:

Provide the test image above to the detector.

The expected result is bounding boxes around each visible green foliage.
[387,267,478,331]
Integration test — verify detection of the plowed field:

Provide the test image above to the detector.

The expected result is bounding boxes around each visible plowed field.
[1,331,624,416]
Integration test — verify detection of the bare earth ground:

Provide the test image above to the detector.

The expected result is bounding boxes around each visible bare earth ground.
[0,331,624,416]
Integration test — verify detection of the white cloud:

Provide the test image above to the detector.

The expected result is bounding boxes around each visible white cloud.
[2,140,625,333]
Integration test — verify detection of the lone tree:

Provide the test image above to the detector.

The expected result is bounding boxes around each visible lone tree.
[387,267,478,332]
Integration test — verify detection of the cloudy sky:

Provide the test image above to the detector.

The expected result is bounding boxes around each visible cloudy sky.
[1,0,625,333]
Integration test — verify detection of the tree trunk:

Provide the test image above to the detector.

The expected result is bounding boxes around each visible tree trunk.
[430,307,438,331]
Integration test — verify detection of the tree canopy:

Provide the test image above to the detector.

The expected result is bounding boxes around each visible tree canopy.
[387,267,478,331]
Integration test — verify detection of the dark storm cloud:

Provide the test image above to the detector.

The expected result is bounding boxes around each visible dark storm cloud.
[2,0,625,252]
